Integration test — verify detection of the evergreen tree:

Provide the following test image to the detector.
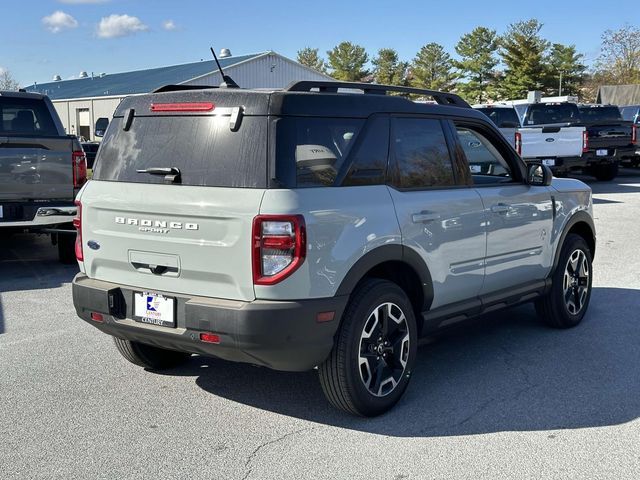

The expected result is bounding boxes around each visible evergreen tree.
[410,43,455,91]
[296,47,327,73]
[454,27,499,103]
[499,19,549,99]
[372,48,408,85]
[326,42,369,81]
[546,43,586,96]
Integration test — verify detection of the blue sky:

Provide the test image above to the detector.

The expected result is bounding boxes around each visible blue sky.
[0,0,635,86]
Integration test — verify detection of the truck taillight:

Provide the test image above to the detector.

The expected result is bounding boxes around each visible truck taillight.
[252,215,306,285]
[632,125,638,145]
[73,150,87,188]
[515,132,522,155]
[73,200,83,261]
[582,130,589,153]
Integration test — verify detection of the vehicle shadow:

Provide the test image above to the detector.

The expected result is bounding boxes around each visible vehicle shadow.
[163,287,640,437]
[0,233,77,293]
[575,169,640,196]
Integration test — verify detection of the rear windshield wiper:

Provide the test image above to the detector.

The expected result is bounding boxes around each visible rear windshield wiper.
[137,166,181,184]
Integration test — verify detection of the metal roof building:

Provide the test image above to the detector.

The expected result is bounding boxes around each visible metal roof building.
[23,50,333,140]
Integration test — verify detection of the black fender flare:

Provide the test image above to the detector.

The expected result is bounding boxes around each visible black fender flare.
[335,244,434,311]
[552,210,596,273]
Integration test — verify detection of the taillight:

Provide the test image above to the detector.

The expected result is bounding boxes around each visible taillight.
[632,125,637,145]
[72,150,87,188]
[515,132,522,155]
[252,215,306,285]
[74,200,83,261]
[582,130,589,153]
[150,102,215,112]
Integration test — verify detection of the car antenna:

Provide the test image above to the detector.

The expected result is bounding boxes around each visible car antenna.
[210,47,239,89]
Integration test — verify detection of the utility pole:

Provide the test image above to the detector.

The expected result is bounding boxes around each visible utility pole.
[559,70,563,96]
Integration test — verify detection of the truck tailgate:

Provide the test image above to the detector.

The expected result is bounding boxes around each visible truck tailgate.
[0,136,74,201]
[519,125,585,158]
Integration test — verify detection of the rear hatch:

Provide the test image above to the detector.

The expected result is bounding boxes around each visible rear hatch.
[519,102,585,158]
[0,96,74,203]
[81,89,271,301]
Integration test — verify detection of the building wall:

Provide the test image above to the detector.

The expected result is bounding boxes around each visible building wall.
[52,96,126,140]
[184,52,331,89]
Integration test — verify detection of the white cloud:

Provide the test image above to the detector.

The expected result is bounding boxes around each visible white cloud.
[42,11,78,33]
[162,20,177,31]
[96,14,148,39]
[58,0,110,4]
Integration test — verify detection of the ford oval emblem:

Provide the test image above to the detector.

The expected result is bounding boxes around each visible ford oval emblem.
[545,137,555,142]
[87,240,100,250]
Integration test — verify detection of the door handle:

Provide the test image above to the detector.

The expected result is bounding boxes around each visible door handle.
[412,211,441,223]
[491,204,511,214]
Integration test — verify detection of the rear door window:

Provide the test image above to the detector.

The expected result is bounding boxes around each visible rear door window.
[0,97,58,136]
[93,115,268,188]
[389,117,456,189]
[578,106,622,122]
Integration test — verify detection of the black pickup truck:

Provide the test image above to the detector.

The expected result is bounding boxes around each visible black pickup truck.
[0,90,87,263]
[578,104,637,179]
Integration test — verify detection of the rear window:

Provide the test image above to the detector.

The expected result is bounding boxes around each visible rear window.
[93,115,268,188]
[476,107,520,128]
[578,106,622,122]
[620,106,639,122]
[275,117,364,187]
[0,97,58,136]
[524,103,580,125]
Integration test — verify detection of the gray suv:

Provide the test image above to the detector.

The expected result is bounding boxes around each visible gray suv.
[72,81,595,416]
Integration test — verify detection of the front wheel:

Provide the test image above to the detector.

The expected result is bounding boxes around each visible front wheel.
[318,279,418,417]
[535,234,593,328]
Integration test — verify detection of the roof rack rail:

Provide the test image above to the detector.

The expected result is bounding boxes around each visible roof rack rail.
[284,81,470,108]
[153,84,217,93]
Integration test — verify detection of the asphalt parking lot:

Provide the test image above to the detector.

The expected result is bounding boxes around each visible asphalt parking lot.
[1,170,640,480]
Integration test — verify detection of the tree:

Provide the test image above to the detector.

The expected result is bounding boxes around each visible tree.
[296,47,326,73]
[454,27,499,103]
[499,19,549,99]
[326,42,369,81]
[372,48,407,85]
[595,25,640,84]
[410,43,455,91]
[0,68,19,91]
[546,43,586,96]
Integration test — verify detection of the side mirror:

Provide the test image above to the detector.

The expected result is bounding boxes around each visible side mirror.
[94,117,109,138]
[527,163,553,186]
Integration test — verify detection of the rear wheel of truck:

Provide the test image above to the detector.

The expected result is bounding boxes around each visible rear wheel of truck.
[57,233,76,264]
[592,162,619,181]
[535,234,593,329]
[113,337,192,370]
[318,279,418,417]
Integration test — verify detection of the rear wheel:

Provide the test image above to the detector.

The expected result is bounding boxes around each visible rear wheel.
[113,337,192,370]
[535,234,592,328]
[592,162,619,181]
[57,233,76,264]
[318,279,417,417]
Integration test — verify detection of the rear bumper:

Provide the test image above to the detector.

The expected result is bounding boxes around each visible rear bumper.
[523,156,586,172]
[72,274,348,372]
[0,202,76,229]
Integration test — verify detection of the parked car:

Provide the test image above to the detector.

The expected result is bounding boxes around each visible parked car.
[578,104,637,175]
[516,102,588,177]
[81,141,100,170]
[619,105,640,166]
[71,81,595,416]
[473,104,520,148]
[0,90,87,263]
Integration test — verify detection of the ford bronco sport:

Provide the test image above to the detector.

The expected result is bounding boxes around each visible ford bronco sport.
[72,81,595,416]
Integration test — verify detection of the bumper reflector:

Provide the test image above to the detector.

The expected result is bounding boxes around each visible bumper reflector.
[199,333,221,344]
[90,312,104,322]
[316,311,335,323]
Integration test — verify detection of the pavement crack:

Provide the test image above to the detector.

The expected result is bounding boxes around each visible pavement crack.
[241,426,315,480]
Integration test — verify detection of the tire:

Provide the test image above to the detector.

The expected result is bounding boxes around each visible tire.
[535,234,593,329]
[57,233,76,264]
[113,337,192,370]
[592,162,619,181]
[318,279,418,417]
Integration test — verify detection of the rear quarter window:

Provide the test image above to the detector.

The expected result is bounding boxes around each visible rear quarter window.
[93,115,268,188]
[0,97,59,136]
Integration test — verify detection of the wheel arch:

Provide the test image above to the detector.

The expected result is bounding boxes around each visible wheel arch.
[553,211,596,273]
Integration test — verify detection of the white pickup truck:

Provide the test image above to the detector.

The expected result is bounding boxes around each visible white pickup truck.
[514,102,587,176]
[473,104,519,148]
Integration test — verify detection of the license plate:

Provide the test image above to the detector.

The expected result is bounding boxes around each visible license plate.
[469,164,482,173]
[596,149,608,156]
[542,159,555,166]
[134,292,175,327]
